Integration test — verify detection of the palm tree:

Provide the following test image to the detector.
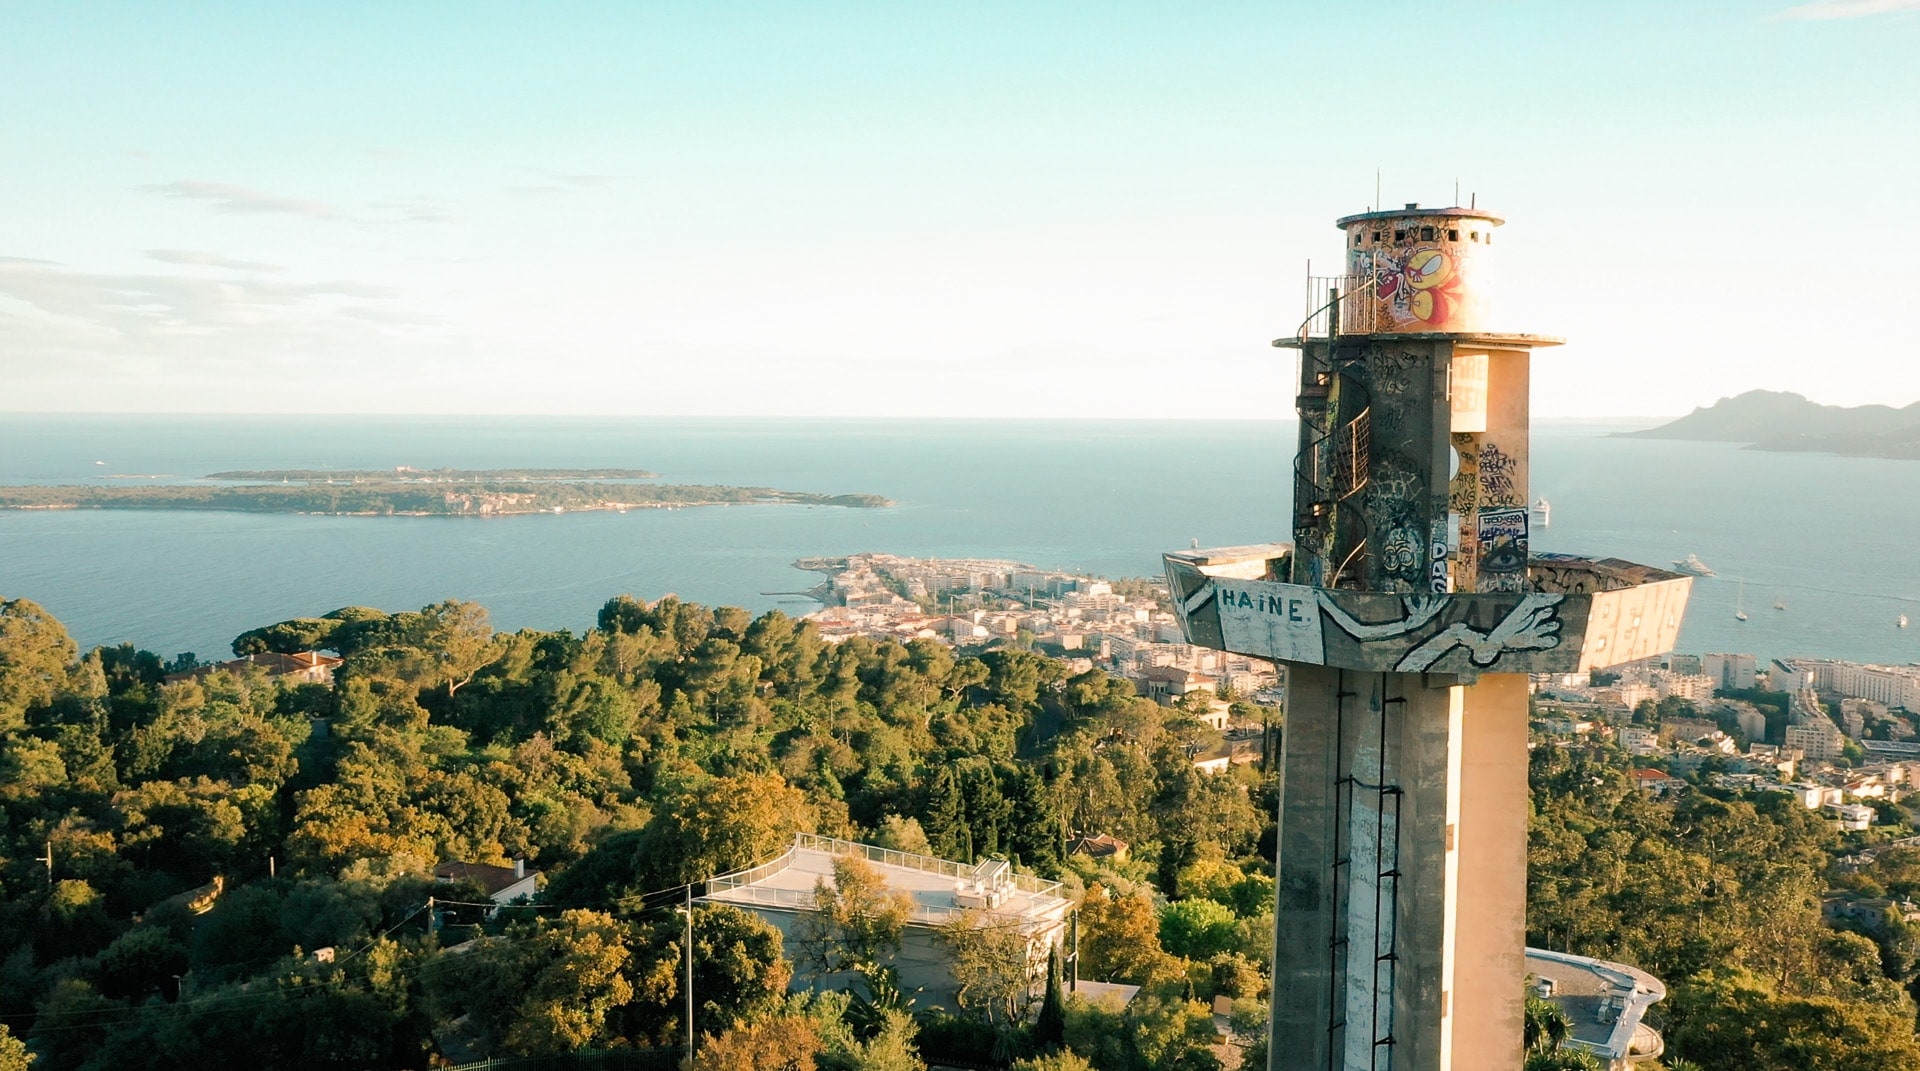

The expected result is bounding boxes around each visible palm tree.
[1523,994,1571,1054]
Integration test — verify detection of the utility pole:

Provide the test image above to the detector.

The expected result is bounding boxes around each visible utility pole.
[1068,910,1079,993]
[425,896,435,935]
[44,841,53,888]
[683,884,696,1060]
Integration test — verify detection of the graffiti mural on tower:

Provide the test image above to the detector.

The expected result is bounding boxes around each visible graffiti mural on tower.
[1374,246,1461,326]
[1164,550,1693,675]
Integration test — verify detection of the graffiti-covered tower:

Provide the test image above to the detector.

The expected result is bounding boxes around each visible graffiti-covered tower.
[1164,204,1692,1070]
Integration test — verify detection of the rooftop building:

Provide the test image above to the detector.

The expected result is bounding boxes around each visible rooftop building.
[1525,947,1666,1069]
[434,859,538,916]
[701,833,1071,1012]
[164,650,343,686]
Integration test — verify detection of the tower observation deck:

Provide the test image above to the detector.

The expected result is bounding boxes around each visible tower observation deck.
[1163,204,1692,1070]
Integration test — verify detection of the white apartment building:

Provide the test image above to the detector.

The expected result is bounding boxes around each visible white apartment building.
[1619,726,1659,755]
[1655,672,1717,702]
[1616,683,1657,710]
[1842,698,1891,741]
[1785,719,1846,763]
[1828,803,1876,831]
[1703,652,1757,692]
[1777,659,1920,711]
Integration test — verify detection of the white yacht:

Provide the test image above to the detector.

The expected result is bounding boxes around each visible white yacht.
[1671,554,1715,577]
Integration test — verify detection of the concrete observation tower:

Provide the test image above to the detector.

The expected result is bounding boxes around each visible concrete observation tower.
[1163,205,1693,1070]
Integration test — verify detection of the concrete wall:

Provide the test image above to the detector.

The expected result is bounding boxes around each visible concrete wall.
[1269,665,1527,1071]
[1341,211,1502,333]
[1447,673,1529,1069]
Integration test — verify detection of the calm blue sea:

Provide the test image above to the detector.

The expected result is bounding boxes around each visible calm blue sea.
[2,415,1917,667]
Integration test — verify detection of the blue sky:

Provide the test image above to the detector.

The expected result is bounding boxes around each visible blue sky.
[2,1,1916,417]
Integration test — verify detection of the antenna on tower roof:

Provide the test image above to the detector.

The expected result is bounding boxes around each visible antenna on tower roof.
[1375,169,1381,211]
[1454,178,1460,206]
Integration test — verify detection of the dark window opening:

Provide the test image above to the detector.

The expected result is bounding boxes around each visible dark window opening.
[1372,231,1382,243]
[1471,231,1479,242]
[1394,229,1405,242]
[1420,226,1435,241]
[1447,229,1459,241]
[1354,235,1362,247]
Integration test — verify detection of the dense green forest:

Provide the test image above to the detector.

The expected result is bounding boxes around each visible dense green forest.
[0,595,1265,1070]
[1,591,1918,1070]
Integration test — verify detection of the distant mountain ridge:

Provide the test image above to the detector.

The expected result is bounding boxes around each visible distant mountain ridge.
[1616,390,1920,459]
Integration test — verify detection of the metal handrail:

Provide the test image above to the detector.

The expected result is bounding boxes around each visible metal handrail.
[704,833,1066,902]
[1295,273,1380,341]
[701,882,1058,928]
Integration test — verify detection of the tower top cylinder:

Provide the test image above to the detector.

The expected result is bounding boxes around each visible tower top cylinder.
[1336,204,1503,335]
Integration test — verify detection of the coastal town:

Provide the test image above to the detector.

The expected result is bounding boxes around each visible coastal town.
[793,553,1281,771]
[787,554,1920,816]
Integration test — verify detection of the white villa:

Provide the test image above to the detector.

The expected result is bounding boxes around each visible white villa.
[1526,947,1667,1068]
[701,833,1073,1012]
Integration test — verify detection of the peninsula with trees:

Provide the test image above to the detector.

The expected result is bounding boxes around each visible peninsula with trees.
[0,467,892,515]
[1618,389,1920,459]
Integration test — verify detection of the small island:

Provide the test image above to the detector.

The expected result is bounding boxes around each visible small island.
[205,466,663,481]
[0,468,891,515]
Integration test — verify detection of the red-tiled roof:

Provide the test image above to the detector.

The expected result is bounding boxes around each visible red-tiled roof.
[434,861,535,897]
[1066,833,1128,857]
[164,650,343,684]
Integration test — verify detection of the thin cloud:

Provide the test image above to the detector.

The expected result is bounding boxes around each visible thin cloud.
[139,181,457,226]
[1778,0,1920,17]
[0,258,427,376]
[142,180,341,219]
[146,249,286,272]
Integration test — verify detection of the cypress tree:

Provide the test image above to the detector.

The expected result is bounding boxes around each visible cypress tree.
[1033,946,1066,1050]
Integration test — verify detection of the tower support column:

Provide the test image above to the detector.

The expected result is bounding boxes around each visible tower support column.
[1271,665,1527,1071]
[1447,673,1529,1070]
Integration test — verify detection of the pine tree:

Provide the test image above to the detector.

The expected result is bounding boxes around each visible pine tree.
[921,766,969,861]
[1005,767,1063,876]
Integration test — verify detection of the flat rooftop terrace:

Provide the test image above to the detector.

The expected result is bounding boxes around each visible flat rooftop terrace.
[1526,947,1666,1064]
[702,833,1071,929]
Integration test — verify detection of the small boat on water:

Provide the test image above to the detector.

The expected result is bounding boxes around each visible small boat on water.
[1531,497,1551,528]
[1672,554,1715,577]
[1735,578,1749,622]
[1902,615,1910,629]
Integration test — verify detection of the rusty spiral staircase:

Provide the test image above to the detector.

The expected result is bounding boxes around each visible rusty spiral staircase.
[1293,279,1376,589]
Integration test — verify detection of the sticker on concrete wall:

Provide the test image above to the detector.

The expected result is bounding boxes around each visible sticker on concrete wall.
[1477,507,1529,575]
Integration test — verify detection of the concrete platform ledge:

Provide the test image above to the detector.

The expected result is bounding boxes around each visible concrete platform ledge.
[1163,545,1691,676]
